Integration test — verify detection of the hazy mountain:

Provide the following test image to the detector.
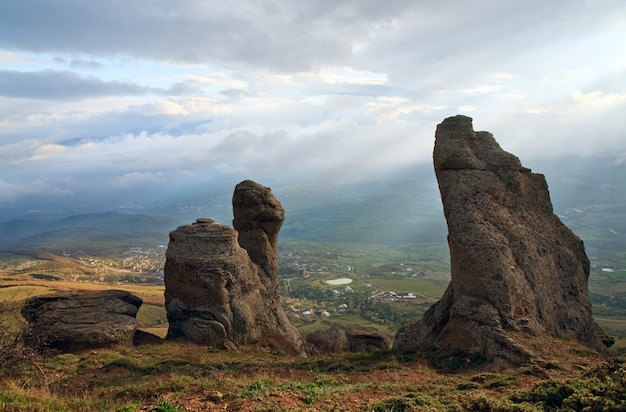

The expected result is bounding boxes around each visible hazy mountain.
[278,166,445,244]
[0,212,185,253]
[0,157,624,263]
[533,157,626,266]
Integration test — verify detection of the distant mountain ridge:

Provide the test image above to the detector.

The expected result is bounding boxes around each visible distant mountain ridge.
[0,212,185,253]
[0,158,624,262]
[279,173,446,244]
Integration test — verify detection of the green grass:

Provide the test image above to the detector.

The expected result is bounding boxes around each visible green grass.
[0,391,68,412]
[0,285,56,301]
[0,339,622,411]
[237,377,368,405]
[367,278,446,299]
[296,315,394,336]
[1,235,624,411]
[114,285,165,306]
[366,392,443,412]
[136,304,168,328]
[280,240,450,275]
[610,337,626,357]
[594,317,626,339]
[0,285,58,332]
[590,271,626,295]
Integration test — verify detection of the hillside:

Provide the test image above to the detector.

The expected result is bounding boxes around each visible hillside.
[0,336,624,411]
[1,157,625,340]
[0,212,185,255]
[2,264,625,411]
[1,159,624,258]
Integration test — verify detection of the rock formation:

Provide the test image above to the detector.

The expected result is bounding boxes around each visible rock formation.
[346,326,391,352]
[164,180,305,355]
[394,115,612,365]
[232,179,285,293]
[21,290,142,351]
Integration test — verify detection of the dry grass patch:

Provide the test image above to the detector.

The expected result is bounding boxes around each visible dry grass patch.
[1,344,623,411]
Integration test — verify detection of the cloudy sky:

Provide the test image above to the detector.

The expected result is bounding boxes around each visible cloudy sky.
[1,0,625,211]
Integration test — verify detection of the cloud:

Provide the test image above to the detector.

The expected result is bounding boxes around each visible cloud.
[0,177,73,203]
[0,0,407,71]
[0,0,625,212]
[484,88,626,161]
[318,67,388,85]
[0,70,197,100]
[571,90,626,110]
[112,171,168,188]
[187,72,248,90]
[31,143,67,160]
[0,50,37,64]
[0,108,437,205]
[53,56,104,70]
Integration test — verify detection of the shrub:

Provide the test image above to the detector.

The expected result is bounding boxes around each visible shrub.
[510,368,626,411]
[0,297,50,380]
[151,402,179,412]
[425,347,484,371]
[366,393,442,412]
[460,394,541,412]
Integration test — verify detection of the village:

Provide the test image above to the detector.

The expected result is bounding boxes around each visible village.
[1,240,442,330]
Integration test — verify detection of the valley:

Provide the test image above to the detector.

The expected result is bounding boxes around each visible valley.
[2,235,626,342]
[2,241,626,411]
[1,159,625,410]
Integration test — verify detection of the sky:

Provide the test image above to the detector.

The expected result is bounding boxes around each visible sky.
[1,0,625,213]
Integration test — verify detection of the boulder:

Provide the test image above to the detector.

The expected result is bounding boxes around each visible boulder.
[393,115,612,365]
[21,289,142,351]
[304,327,344,354]
[164,180,305,355]
[346,326,391,352]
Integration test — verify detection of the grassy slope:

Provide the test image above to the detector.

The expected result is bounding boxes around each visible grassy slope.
[3,263,626,411]
[0,340,624,411]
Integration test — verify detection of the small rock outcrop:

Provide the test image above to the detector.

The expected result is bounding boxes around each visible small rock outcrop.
[164,180,305,355]
[21,290,142,351]
[394,115,612,365]
[346,326,391,352]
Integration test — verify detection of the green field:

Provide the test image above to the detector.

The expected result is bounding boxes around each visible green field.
[2,233,626,342]
[366,278,446,299]
[136,303,168,335]
[0,285,56,301]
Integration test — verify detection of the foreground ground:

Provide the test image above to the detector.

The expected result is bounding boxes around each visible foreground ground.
[2,252,626,411]
[1,338,625,412]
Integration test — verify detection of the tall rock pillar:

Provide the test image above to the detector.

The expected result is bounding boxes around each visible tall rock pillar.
[164,181,305,355]
[394,115,612,365]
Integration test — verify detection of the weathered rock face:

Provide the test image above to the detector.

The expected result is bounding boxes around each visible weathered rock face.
[164,181,305,355]
[393,115,612,365]
[21,290,142,351]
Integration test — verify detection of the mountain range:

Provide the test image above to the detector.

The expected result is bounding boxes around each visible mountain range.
[0,158,624,264]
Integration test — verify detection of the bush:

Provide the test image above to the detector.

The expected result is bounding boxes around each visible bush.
[510,368,626,411]
[0,297,50,380]
[151,402,180,412]
[366,393,442,412]
[459,394,541,412]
